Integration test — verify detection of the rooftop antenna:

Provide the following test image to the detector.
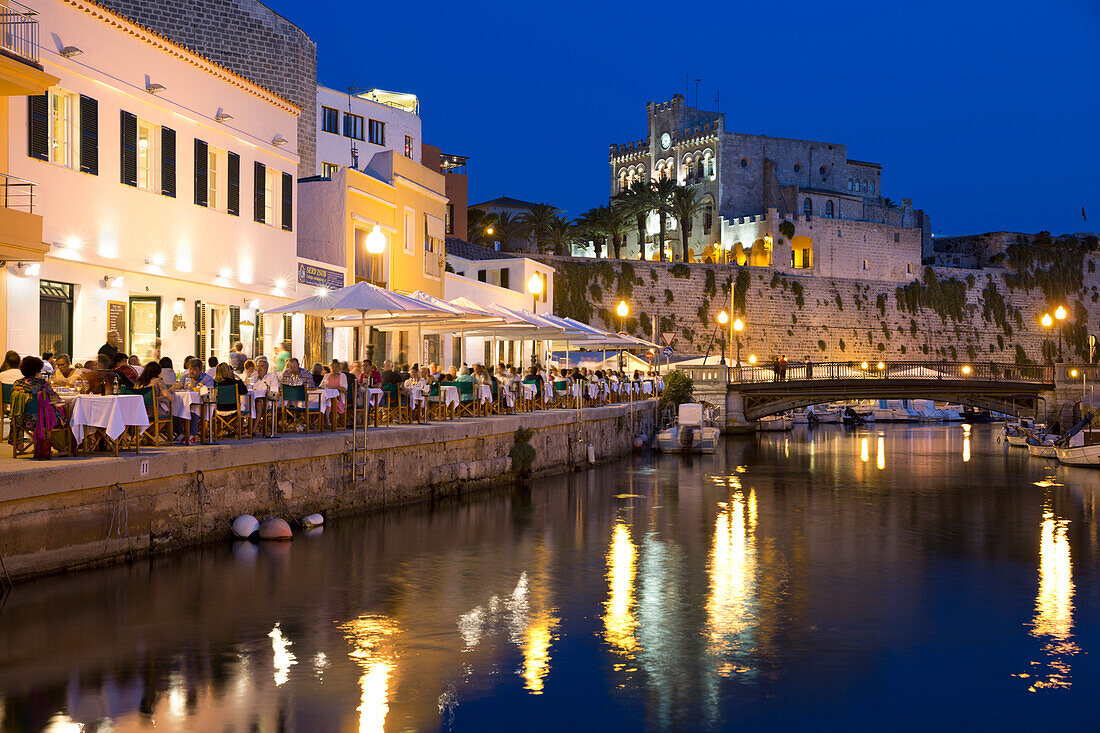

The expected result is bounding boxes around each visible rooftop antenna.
[694,78,701,107]
[347,82,361,169]
[684,72,688,99]
[715,89,720,112]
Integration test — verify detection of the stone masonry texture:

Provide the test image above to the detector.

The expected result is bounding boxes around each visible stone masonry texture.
[94,0,317,177]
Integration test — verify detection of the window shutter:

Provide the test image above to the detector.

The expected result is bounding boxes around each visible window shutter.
[229,305,241,345]
[255,311,264,359]
[254,161,265,223]
[194,139,208,207]
[283,314,293,343]
[194,301,207,358]
[227,152,240,216]
[119,111,137,186]
[79,95,98,175]
[281,172,293,231]
[161,126,176,197]
[27,94,48,160]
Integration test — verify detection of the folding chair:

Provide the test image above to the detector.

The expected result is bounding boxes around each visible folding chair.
[212,384,250,441]
[281,384,323,433]
[377,383,409,425]
[123,385,174,447]
[1,383,11,441]
[551,380,570,408]
[455,381,476,417]
[522,379,541,411]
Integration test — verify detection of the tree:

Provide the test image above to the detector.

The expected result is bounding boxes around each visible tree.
[574,207,606,258]
[518,203,563,254]
[652,178,678,262]
[614,179,655,261]
[546,215,577,256]
[669,185,704,261]
[467,208,498,247]
[494,211,524,251]
[607,202,631,259]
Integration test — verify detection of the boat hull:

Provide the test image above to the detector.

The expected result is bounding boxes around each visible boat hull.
[1056,444,1100,467]
[757,416,793,431]
[1027,443,1058,458]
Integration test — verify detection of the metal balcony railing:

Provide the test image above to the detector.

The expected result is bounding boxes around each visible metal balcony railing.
[1,172,37,213]
[0,0,39,64]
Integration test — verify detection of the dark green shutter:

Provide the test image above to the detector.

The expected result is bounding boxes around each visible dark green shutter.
[227,152,240,216]
[194,301,207,358]
[28,94,48,160]
[78,95,98,174]
[194,139,208,207]
[283,314,292,343]
[254,161,265,222]
[281,172,293,231]
[255,311,264,358]
[119,110,137,186]
[229,305,241,346]
[161,126,176,197]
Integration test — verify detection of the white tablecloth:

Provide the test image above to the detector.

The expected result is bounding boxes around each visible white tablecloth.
[439,385,459,410]
[69,395,149,442]
[172,390,208,420]
[311,388,340,415]
[521,383,537,401]
[640,381,654,395]
[475,384,493,405]
[365,387,384,407]
[407,387,425,410]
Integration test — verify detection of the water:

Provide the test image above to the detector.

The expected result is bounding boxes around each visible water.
[2,424,1099,732]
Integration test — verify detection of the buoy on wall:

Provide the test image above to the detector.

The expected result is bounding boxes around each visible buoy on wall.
[258,517,293,540]
[300,513,324,528]
[232,514,259,539]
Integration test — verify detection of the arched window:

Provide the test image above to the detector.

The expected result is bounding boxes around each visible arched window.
[848,178,853,191]
[703,201,713,235]
[704,151,714,179]
[861,180,867,192]
[824,200,834,219]
[803,198,813,217]
[869,181,875,194]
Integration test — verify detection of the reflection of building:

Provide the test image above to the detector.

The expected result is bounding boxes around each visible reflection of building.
[608,94,931,280]
[3,0,301,363]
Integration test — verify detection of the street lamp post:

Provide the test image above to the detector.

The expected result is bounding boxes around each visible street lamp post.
[734,317,744,379]
[616,300,629,371]
[363,224,387,363]
[1055,305,1067,362]
[717,310,729,364]
[1041,312,1054,363]
[528,273,543,367]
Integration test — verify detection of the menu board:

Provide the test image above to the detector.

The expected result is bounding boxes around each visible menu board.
[108,300,127,346]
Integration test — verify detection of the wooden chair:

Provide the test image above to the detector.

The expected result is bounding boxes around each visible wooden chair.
[522,379,541,411]
[454,381,476,417]
[281,384,323,433]
[377,383,408,425]
[551,380,570,408]
[122,385,174,447]
[1,383,11,441]
[427,382,448,421]
[212,385,250,441]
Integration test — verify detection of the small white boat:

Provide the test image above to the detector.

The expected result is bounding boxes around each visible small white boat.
[792,409,810,425]
[657,403,720,454]
[815,408,842,424]
[1027,442,1058,458]
[757,414,793,431]
[1054,417,1098,466]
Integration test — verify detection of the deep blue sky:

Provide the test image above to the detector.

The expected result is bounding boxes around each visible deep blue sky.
[268,0,1099,237]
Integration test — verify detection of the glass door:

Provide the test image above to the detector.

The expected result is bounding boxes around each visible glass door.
[39,280,74,357]
[129,297,161,363]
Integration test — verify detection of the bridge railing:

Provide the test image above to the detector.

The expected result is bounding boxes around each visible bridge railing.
[724,361,1053,385]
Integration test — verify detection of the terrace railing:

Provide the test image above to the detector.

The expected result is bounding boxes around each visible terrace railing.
[0,0,40,65]
[725,361,1054,385]
[1,172,36,213]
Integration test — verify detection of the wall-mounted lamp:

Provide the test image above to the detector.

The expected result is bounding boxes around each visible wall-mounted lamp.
[271,135,288,147]
[101,274,125,288]
[16,262,40,277]
[60,45,83,58]
[146,82,167,95]
[215,110,234,123]
[144,254,166,267]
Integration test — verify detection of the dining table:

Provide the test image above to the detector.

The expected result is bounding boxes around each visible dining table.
[438,385,460,418]
[310,387,342,430]
[475,384,493,414]
[66,394,149,454]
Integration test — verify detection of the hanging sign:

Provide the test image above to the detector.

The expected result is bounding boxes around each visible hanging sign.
[297,262,344,290]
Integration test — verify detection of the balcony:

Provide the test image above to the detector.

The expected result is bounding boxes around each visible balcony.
[0,0,39,66]
[0,172,47,262]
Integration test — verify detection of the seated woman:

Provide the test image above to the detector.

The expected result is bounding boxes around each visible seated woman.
[0,350,23,385]
[241,359,257,385]
[214,362,247,399]
[135,361,186,438]
[11,356,67,455]
[320,359,348,414]
[158,356,176,385]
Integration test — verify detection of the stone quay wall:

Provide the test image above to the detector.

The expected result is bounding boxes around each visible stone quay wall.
[0,402,655,581]
[543,241,1100,366]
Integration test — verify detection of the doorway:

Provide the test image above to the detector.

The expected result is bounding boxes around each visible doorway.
[129,296,161,362]
[39,280,74,357]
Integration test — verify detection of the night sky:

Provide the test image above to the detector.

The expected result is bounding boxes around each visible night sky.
[265,0,1099,238]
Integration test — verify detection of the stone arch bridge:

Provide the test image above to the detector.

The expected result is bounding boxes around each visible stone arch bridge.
[677,361,1090,431]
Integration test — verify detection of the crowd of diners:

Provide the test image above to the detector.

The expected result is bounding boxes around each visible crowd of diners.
[2,329,663,458]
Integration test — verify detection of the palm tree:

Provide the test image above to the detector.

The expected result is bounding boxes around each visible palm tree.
[574,207,606,258]
[546,215,576,256]
[614,179,655,261]
[519,203,564,254]
[669,185,704,262]
[494,211,523,251]
[606,202,631,260]
[466,208,498,247]
[652,178,678,262]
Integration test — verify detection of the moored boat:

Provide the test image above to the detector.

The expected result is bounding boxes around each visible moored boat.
[757,414,793,431]
[657,403,720,454]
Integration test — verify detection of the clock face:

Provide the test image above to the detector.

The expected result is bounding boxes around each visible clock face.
[660,133,671,150]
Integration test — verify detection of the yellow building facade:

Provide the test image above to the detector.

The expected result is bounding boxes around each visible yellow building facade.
[0,0,59,352]
[298,150,448,365]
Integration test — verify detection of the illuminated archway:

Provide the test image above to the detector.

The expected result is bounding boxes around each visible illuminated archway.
[791,235,813,269]
[734,242,746,266]
[750,238,771,267]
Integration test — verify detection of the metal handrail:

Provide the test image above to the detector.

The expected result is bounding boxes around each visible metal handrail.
[706,360,1054,385]
[0,172,36,213]
[0,0,39,65]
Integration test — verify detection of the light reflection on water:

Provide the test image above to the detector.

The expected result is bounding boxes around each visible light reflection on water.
[2,424,1100,731]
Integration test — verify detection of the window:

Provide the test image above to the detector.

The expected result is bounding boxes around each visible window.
[403,207,415,254]
[129,297,161,363]
[862,259,869,271]
[803,198,812,217]
[264,167,277,225]
[907,263,913,275]
[793,162,801,173]
[477,269,486,282]
[848,178,853,191]
[740,157,748,168]
[824,200,834,219]
[49,90,76,167]
[321,106,339,134]
[870,181,875,193]
[446,203,454,234]
[207,147,221,209]
[39,280,74,357]
[343,112,364,140]
[136,119,158,191]
[500,268,510,290]
[894,232,901,243]
[404,135,413,158]
[703,202,713,235]
[321,161,339,178]
[369,119,385,146]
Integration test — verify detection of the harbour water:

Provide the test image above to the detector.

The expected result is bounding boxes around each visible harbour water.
[1,424,1098,731]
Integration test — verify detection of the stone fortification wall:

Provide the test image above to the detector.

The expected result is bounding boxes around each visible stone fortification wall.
[545,232,1100,364]
[95,0,318,176]
[0,403,655,580]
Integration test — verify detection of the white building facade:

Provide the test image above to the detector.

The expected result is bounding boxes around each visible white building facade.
[315,86,420,177]
[4,0,303,365]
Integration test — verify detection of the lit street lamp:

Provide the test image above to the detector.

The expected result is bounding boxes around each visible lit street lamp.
[363,224,387,362]
[1055,305,1068,362]
[528,273,543,366]
[616,300,629,371]
[717,310,729,364]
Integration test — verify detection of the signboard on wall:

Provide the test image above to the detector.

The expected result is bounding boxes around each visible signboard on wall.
[297,262,344,291]
[108,300,127,346]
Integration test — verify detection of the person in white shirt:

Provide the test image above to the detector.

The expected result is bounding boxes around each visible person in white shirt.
[402,366,425,391]
[206,356,219,380]
[252,357,282,394]
[0,350,22,385]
